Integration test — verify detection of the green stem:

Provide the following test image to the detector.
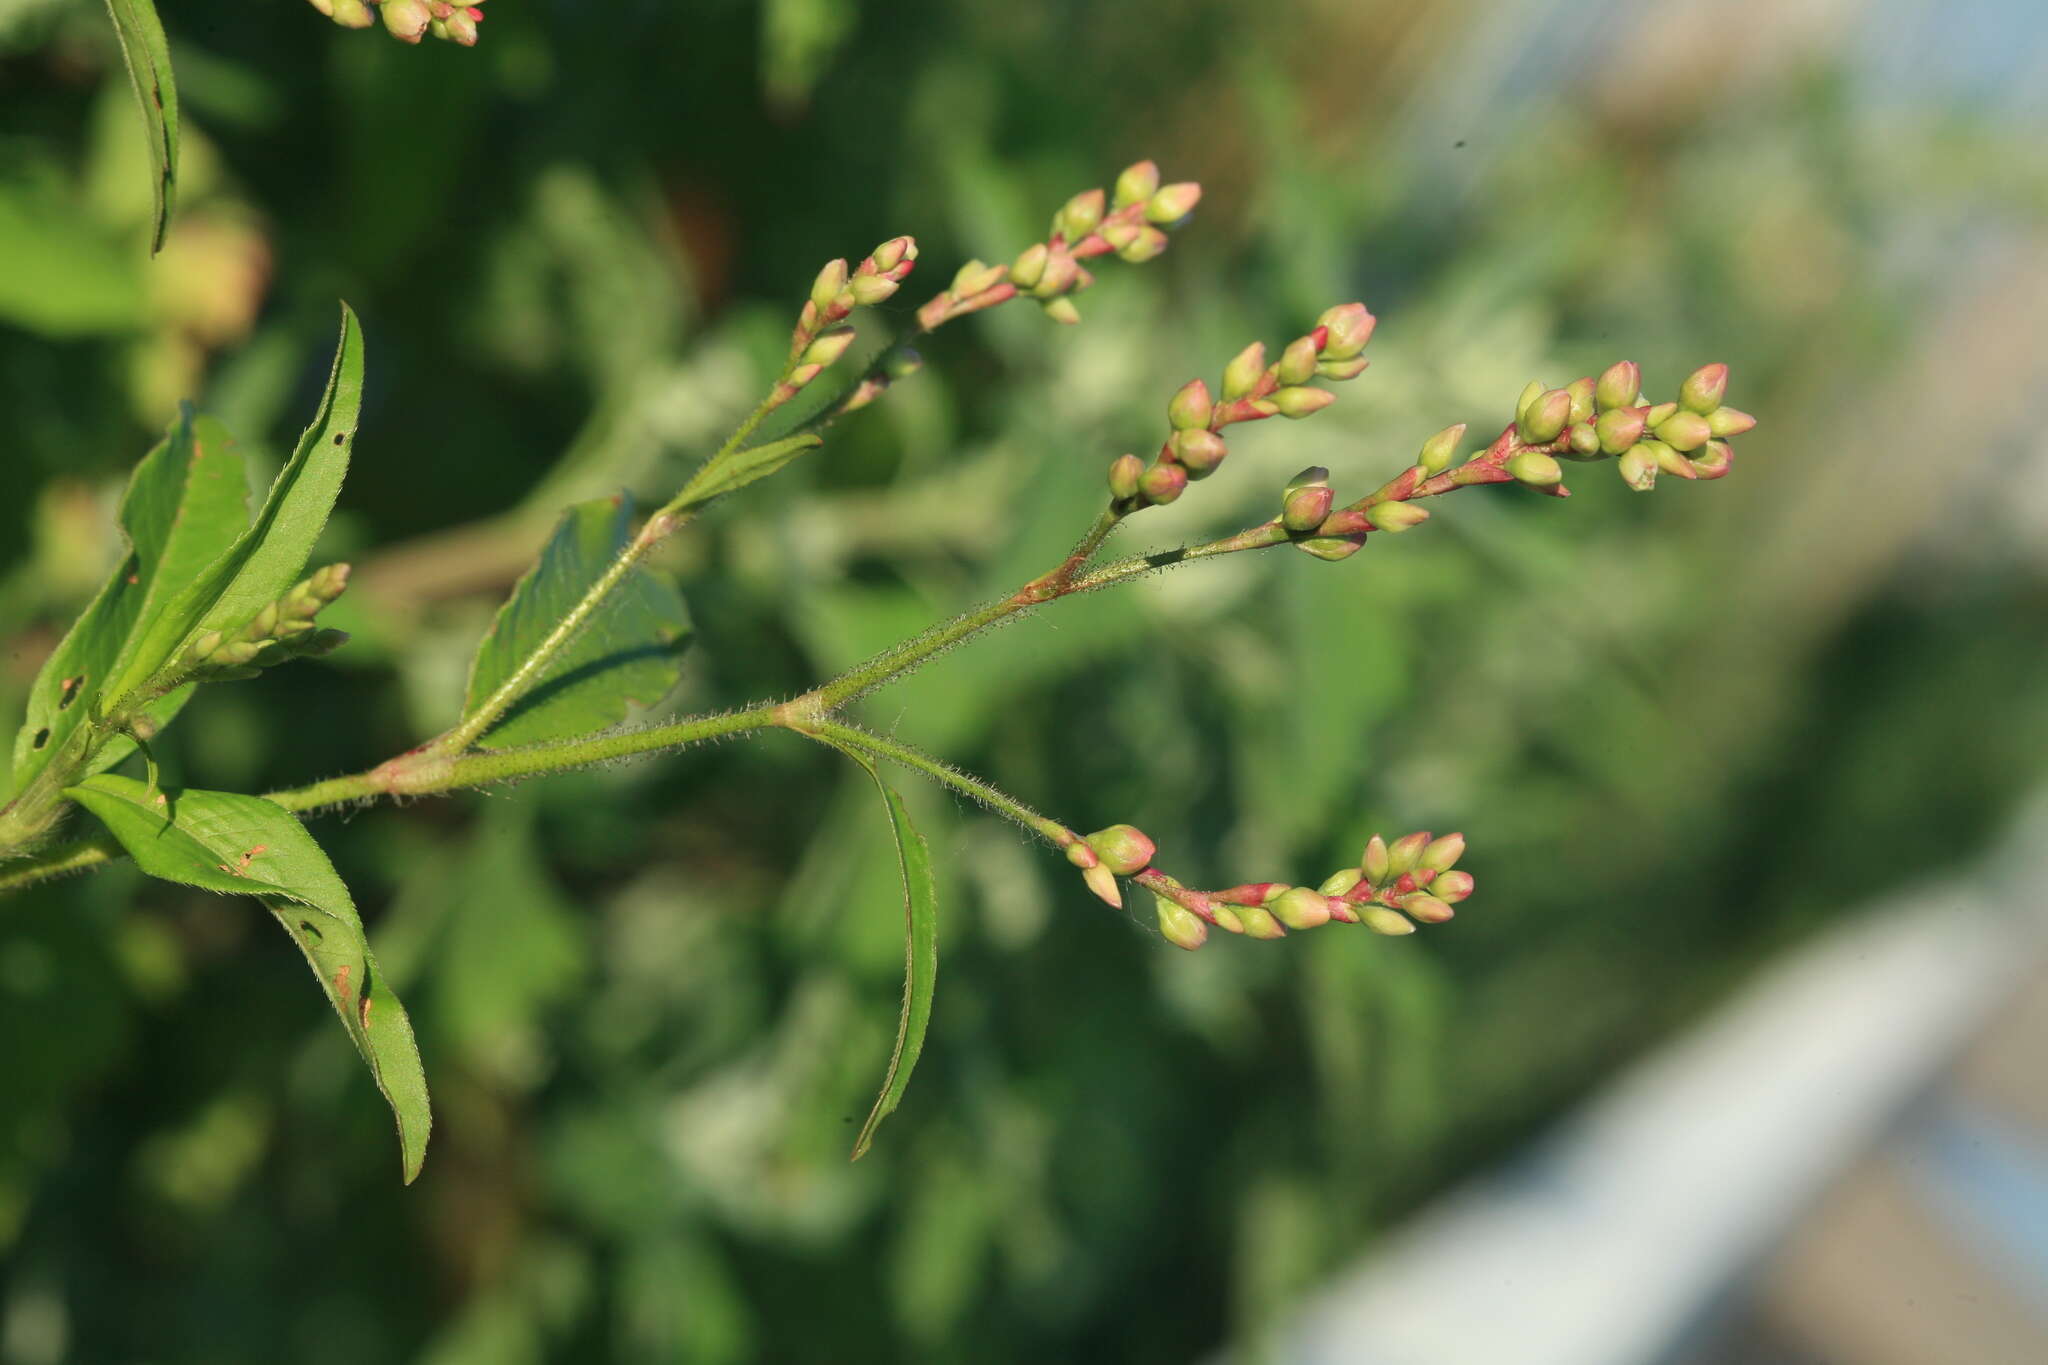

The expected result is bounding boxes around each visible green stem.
[801,718,1077,849]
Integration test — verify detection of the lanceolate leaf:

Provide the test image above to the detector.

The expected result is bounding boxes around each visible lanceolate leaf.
[828,749,939,1161]
[67,774,432,1183]
[462,495,692,749]
[12,406,248,792]
[103,0,179,255]
[105,305,364,707]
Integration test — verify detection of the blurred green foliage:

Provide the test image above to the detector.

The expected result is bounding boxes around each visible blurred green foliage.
[3,0,2047,1360]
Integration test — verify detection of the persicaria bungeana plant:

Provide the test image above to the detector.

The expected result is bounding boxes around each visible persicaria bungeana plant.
[6,13,1760,1184]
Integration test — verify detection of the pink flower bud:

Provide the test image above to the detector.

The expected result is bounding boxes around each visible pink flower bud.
[1401,894,1455,924]
[1040,297,1081,325]
[800,325,857,369]
[1691,440,1734,478]
[1315,302,1376,359]
[1679,363,1728,414]
[382,0,431,41]
[1361,835,1391,884]
[1085,825,1156,876]
[1435,870,1475,902]
[1082,863,1121,908]
[1116,227,1169,263]
[1645,401,1678,427]
[1318,868,1363,896]
[1282,483,1335,532]
[1145,182,1202,225]
[1107,453,1145,500]
[1596,361,1642,412]
[1360,907,1415,936]
[1169,429,1227,477]
[1420,833,1465,873]
[1595,407,1647,455]
[1139,463,1187,505]
[1706,406,1756,438]
[1316,356,1370,381]
[1055,188,1106,242]
[1168,378,1213,432]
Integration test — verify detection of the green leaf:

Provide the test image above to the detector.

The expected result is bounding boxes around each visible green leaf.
[678,431,823,509]
[105,304,364,706]
[826,748,938,1160]
[67,774,432,1182]
[12,406,248,793]
[103,0,179,255]
[462,495,692,748]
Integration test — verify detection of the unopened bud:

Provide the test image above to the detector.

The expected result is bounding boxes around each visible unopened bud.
[1222,342,1267,401]
[1564,377,1597,424]
[1316,302,1376,359]
[1033,250,1079,297]
[440,9,478,43]
[1691,440,1734,478]
[1010,243,1049,291]
[1653,442,1698,478]
[1283,483,1335,532]
[1617,444,1660,491]
[1108,453,1145,500]
[1386,830,1431,878]
[1362,835,1391,884]
[1654,410,1712,453]
[951,259,1005,297]
[382,0,431,41]
[1516,380,1545,422]
[1271,887,1333,930]
[1419,832,1465,872]
[1082,862,1122,908]
[1567,422,1602,456]
[1098,220,1140,253]
[1145,182,1202,225]
[1507,452,1563,487]
[801,326,857,369]
[1114,160,1162,208]
[1296,535,1365,562]
[1645,401,1678,427]
[1155,896,1208,950]
[1168,379,1213,431]
[1365,501,1429,533]
[1211,905,1245,934]
[1418,424,1465,475]
[1595,406,1647,454]
[1237,904,1287,939]
[1318,868,1364,897]
[1041,297,1082,325]
[1086,825,1156,875]
[1435,870,1475,902]
[1596,361,1642,412]
[1360,907,1415,936]
[1518,389,1572,444]
[869,236,915,273]
[847,274,899,306]
[1679,363,1728,414]
[1055,188,1106,241]
[1139,463,1187,505]
[1317,356,1370,381]
[1706,406,1756,438]
[1117,227,1169,263]
[1277,336,1320,386]
[810,258,850,313]
[330,0,374,27]
[1170,429,1227,476]
[1402,894,1455,924]
[1271,386,1335,419]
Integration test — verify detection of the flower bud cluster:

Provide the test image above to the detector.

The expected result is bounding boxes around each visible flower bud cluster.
[1516,361,1754,492]
[774,237,919,408]
[1113,302,1376,512]
[177,564,352,682]
[306,0,485,45]
[1064,824,1157,909]
[1151,829,1474,951]
[916,161,1199,332]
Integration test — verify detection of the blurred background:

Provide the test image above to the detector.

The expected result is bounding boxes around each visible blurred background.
[3,0,2047,1360]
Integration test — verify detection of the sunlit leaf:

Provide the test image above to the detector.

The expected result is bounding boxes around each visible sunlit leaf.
[102,0,179,254]
[461,494,692,748]
[67,774,432,1182]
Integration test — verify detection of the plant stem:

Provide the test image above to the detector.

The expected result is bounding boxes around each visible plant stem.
[801,719,1078,849]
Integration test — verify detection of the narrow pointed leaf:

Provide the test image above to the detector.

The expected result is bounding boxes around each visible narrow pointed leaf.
[461,494,692,748]
[103,0,179,254]
[13,406,248,792]
[825,748,938,1160]
[105,304,363,706]
[66,774,432,1182]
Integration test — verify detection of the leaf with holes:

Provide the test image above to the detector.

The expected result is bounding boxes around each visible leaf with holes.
[461,494,693,748]
[67,774,432,1182]
[104,304,363,707]
[12,405,248,794]
[103,0,179,254]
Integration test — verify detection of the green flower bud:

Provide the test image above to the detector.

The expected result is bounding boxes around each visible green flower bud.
[1679,363,1728,414]
[801,326,857,369]
[809,258,850,313]
[1139,463,1187,505]
[1170,429,1227,476]
[1692,440,1734,478]
[951,259,1004,296]
[1098,220,1140,253]
[1595,406,1647,455]
[1277,336,1320,386]
[869,236,916,273]
[1435,870,1475,902]
[1145,182,1202,225]
[1360,907,1415,936]
[1564,377,1597,425]
[1117,227,1170,263]
[1271,386,1335,419]
[1271,887,1333,930]
[1316,302,1377,359]
[1040,297,1082,325]
[1361,835,1391,885]
[1211,904,1246,934]
[1221,342,1268,401]
[1237,904,1287,939]
[248,602,281,641]
[1515,380,1545,423]
[330,0,374,27]
[1033,250,1079,297]
[1654,410,1712,453]
[1507,451,1563,487]
[1114,160,1162,208]
[1365,501,1430,533]
[1596,361,1642,412]
[1318,868,1364,896]
[1652,442,1698,478]
[1295,535,1365,562]
[1055,188,1106,242]
[382,0,431,41]
[1617,444,1660,491]
[1419,832,1465,873]
[1168,379,1213,431]
[1316,356,1371,381]
[1645,401,1678,427]
[1386,830,1431,878]
[1010,243,1049,291]
[1567,422,1602,456]
[1155,896,1208,951]
[1401,894,1455,924]
[1418,423,1466,475]
[1706,406,1757,438]
[1517,389,1572,444]
[1081,862,1122,908]
[1086,825,1156,876]
[847,274,899,306]
[1108,453,1145,500]
[1282,484,1335,532]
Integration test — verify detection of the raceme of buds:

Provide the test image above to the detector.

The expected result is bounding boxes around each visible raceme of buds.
[775,237,920,405]
[180,564,352,682]
[309,0,486,45]
[1156,829,1476,950]
[1502,364,1756,492]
